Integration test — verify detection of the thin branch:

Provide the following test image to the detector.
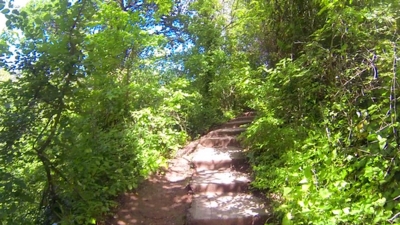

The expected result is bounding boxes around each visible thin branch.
[391,41,398,144]
[388,212,400,223]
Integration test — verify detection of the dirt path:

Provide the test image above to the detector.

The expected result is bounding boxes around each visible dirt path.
[106,141,199,225]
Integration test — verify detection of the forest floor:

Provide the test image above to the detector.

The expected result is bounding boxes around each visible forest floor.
[105,140,200,225]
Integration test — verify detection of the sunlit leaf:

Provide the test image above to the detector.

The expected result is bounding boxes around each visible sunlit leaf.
[1,8,9,14]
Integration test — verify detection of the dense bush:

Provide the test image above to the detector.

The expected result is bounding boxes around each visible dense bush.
[0,1,212,224]
[242,1,400,224]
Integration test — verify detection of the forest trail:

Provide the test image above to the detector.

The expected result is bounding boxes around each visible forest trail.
[107,113,270,225]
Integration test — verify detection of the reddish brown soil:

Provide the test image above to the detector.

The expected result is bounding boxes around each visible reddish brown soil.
[105,141,199,225]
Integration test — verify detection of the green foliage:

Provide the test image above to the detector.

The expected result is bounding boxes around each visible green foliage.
[242,0,400,224]
[4,0,400,224]
[47,72,192,224]
[0,69,10,81]
[0,0,197,224]
[178,0,262,134]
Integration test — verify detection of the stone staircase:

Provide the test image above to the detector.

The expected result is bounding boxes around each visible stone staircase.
[186,114,270,225]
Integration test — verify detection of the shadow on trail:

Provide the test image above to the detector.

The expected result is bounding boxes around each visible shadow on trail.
[106,141,199,225]
[107,175,192,225]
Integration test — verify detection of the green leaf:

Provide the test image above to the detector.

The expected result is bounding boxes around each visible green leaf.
[302,184,310,192]
[367,133,377,141]
[319,188,331,199]
[341,43,348,51]
[20,11,28,18]
[282,212,293,225]
[304,167,313,180]
[377,135,387,150]
[374,198,386,207]
[299,178,308,184]
[43,13,51,21]
[283,187,292,196]
[332,209,341,215]
[1,8,9,14]
[34,17,42,24]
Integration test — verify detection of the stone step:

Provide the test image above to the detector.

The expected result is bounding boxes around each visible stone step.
[190,170,250,193]
[230,115,256,122]
[221,118,254,129]
[187,193,270,225]
[206,127,247,137]
[241,111,257,117]
[186,112,270,225]
[199,137,240,148]
[191,146,248,172]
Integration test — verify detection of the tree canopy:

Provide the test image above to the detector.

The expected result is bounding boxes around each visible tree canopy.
[1,0,400,224]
